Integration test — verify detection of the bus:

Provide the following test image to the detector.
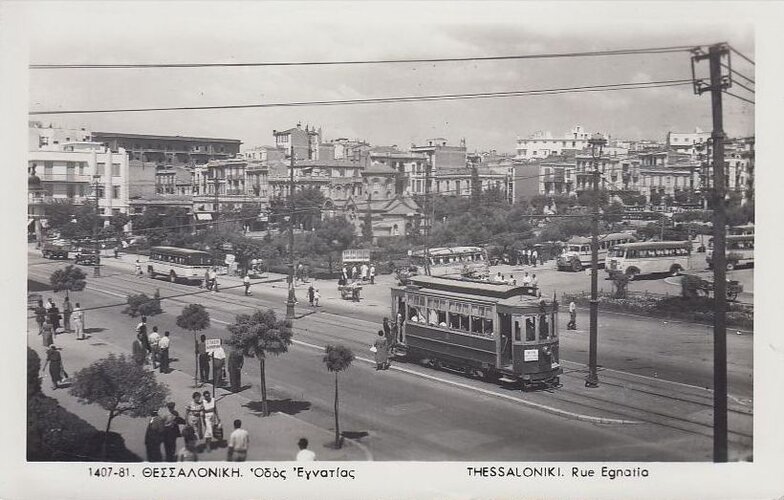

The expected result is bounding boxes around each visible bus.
[556,232,637,272]
[410,246,489,278]
[147,246,214,284]
[728,224,754,236]
[707,234,754,270]
[605,241,692,279]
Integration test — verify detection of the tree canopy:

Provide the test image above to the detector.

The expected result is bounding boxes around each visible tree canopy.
[176,303,211,332]
[49,265,87,294]
[226,309,293,359]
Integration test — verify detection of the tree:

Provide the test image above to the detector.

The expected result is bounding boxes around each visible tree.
[69,353,169,459]
[322,344,355,449]
[603,201,626,229]
[608,270,630,299]
[176,304,211,387]
[361,203,374,242]
[49,265,87,297]
[122,291,163,318]
[226,309,293,416]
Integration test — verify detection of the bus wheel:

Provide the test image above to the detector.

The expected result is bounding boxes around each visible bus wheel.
[625,268,639,281]
[669,264,683,276]
[726,262,735,271]
[169,271,177,283]
[571,260,583,272]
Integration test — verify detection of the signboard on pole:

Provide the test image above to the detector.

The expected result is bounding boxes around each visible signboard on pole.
[205,338,222,353]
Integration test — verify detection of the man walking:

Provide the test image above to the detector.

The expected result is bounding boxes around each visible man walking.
[209,268,219,293]
[296,438,316,461]
[568,301,577,330]
[132,332,147,366]
[307,285,315,307]
[212,345,226,387]
[197,334,210,383]
[531,248,538,268]
[72,302,85,340]
[162,402,184,462]
[243,273,251,296]
[228,347,244,393]
[62,296,72,333]
[144,409,165,462]
[159,331,171,373]
[148,326,161,369]
[227,419,249,462]
[34,299,46,334]
[369,264,376,285]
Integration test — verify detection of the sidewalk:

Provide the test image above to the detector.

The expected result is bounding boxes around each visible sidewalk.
[28,318,370,462]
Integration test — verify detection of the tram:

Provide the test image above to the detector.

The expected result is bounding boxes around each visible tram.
[390,275,562,390]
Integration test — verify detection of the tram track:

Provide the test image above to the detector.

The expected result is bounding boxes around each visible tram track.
[28,263,754,445]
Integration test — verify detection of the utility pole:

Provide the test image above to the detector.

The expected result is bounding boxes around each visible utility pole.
[585,134,605,388]
[286,153,296,319]
[213,173,220,230]
[422,162,432,276]
[92,175,101,277]
[692,42,731,462]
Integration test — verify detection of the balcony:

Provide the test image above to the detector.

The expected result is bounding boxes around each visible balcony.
[41,173,92,183]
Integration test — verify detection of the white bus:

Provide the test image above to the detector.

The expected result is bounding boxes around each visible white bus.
[707,234,754,270]
[411,246,489,278]
[147,246,214,284]
[605,241,692,280]
[556,232,637,272]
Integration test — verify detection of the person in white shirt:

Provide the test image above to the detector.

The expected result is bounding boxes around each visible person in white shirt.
[243,274,251,296]
[369,264,376,285]
[360,263,369,281]
[522,272,532,286]
[71,302,85,340]
[158,331,171,372]
[227,419,249,461]
[148,326,161,368]
[296,438,316,461]
[313,288,321,307]
[568,301,577,330]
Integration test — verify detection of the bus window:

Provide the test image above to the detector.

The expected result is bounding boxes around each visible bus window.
[525,317,536,341]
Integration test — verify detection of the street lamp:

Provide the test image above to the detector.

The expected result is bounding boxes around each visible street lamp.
[91,175,102,277]
[585,133,606,388]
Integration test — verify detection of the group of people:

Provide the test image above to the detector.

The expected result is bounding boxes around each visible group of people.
[35,297,84,390]
[306,284,321,307]
[518,247,544,267]
[372,317,401,370]
[132,317,172,373]
[340,263,376,285]
[196,334,245,393]
[492,271,538,287]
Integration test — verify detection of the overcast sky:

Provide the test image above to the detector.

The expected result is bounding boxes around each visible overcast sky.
[25,2,754,153]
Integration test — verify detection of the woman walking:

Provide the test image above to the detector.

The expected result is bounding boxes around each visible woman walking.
[373,330,389,370]
[34,300,46,334]
[185,392,205,440]
[201,391,220,450]
[41,321,54,348]
[42,344,63,390]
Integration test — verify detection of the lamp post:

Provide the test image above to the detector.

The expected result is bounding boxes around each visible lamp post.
[585,133,606,388]
[92,175,102,277]
[286,153,296,319]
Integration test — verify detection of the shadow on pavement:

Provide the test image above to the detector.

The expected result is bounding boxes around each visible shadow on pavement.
[242,398,311,416]
[341,430,369,440]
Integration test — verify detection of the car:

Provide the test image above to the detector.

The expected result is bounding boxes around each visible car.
[74,253,99,266]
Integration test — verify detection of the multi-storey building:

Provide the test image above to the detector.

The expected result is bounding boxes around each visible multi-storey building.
[91,132,241,165]
[273,123,321,160]
[667,128,711,155]
[29,141,130,216]
[240,145,286,163]
[409,138,467,193]
[369,148,428,195]
[29,122,91,150]
[191,159,269,218]
[515,125,590,160]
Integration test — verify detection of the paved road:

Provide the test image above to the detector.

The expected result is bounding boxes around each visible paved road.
[27,254,753,460]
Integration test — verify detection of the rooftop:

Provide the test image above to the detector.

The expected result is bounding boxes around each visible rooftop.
[92,131,242,144]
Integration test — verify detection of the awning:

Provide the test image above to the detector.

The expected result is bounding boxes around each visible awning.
[195,213,213,221]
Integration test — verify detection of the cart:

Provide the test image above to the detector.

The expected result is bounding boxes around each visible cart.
[339,282,362,301]
[695,274,743,301]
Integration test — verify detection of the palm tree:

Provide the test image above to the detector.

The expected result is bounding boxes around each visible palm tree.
[322,344,354,449]
[226,309,293,416]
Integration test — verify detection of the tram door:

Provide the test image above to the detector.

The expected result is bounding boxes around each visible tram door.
[498,313,512,369]
[511,314,527,372]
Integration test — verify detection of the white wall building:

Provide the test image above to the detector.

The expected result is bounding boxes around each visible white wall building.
[515,125,590,160]
[29,122,91,151]
[29,142,130,215]
[667,128,711,155]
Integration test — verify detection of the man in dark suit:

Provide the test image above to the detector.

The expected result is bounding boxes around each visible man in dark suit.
[228,348,244,393]
[144,409,165,462]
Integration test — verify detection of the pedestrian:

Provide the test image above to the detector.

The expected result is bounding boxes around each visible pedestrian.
[373,330,389,370]
[42,344,63,389]
[539,251,544,266]
[185,392,205,440]
[531,248,539,268]
[34,299,46,334]
[382,317,392,345]
[522,272,532,286]
[40,319,54,347]
[296,438,316,461]
[71,302,85,340]
[136,316,147,335]
[114,246,120,259]
[313,288,320,307]
[297,263,305,283]
[568,301,577,330]
[135,258,143,277]
[227,419,249,462]
[360,263,369,281]
[351,265,358,280]
[204,269,211,290]
[212,345,226,387]
[227,347,244,393]
[163,402,185,462]
[62,296,72,333]
[369,264,376,285]
[202,391,220,449]
[197,335,210,383]
[144,409,165,462]
[132,332,147,366]
[148,326,161,369]
[531,273,538,287]
[308,285,315,306]
[158,331,171,373]
[243,273,251,296]
[523,248,529,266]
[209,268,218,293]
[177,426,199,462]
[352,283,360,302]
[47,299,61,333]
[494,271,503,283]
[341,265,348,284]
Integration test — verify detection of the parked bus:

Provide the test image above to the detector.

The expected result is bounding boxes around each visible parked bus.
[707,234,754,270]
[605,241,692,279]
[556,232,637,272]
[410,246,489,278]
[147,246,213,284]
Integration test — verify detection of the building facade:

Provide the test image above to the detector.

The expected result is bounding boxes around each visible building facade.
[515,125,590,160]
[91,132,241,165]
[667,128,711,156]
[273,123,321,160]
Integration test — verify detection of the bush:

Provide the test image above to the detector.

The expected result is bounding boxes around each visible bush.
[681,274,704,298]
[28,347,41,397]
[122,291,163,318]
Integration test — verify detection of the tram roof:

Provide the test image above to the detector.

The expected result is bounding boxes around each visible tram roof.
[401,275,546,302]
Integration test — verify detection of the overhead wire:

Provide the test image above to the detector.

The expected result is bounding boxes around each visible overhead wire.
[28,44,707,70]
[728,45,755,66]
[732,80,755,95]
[721,64,755,85]
[723,90,754,105]
[28,79,693,115]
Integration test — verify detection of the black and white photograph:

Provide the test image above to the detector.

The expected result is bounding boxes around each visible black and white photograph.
[2,1,783,499]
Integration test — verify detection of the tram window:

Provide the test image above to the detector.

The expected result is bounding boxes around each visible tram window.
[483,318,493,335]
[539,314,550,340]
[525,317,536,341]
[409,307,420,321]
[449,312,461,329]
[470,316,483,334]
[428,309,438,325]
[514,321,521,342]
[550,313,558,338]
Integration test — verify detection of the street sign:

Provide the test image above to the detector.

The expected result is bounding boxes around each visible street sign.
[205,338,222,353]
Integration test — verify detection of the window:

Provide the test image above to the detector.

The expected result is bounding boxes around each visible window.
[113,186,121,199]
[44,161,53,177]
[78,162,86,175]
[525,317,536,341]
[112,163,121,177]
[78,185,85,197]
[96,163,105,175]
